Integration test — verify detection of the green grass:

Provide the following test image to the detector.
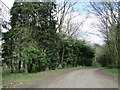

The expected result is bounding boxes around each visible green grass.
[102,68,119,73]
[101,68,119,79]
[2,70,62,88]
[2,66,88,88]
[92,62,101,67]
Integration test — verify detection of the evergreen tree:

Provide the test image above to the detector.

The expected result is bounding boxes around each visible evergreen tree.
[2,1,95,73]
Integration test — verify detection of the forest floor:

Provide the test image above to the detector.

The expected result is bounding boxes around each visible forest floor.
[2,67,118,88]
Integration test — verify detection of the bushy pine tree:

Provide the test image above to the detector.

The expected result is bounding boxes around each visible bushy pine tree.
[2,1,95,73]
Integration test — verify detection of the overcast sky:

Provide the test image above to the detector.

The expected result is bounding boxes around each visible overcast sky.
[1,0,104,45]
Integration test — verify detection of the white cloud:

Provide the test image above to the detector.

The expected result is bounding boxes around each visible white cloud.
[1,0,14,9]
[1,0,14,22]
[1,0,13,32]
[62,11,104,45]
[79,14,104,45]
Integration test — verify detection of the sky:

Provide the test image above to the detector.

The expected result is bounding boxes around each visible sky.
[1,0,104,45]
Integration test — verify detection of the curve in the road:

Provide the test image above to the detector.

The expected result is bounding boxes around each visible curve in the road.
[31,68,118,88]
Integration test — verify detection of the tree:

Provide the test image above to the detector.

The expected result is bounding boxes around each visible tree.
[2,1,95,73]
[2,1,58,73]
[90,2,120,68]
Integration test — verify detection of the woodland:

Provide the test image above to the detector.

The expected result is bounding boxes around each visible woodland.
[1,1,120,74]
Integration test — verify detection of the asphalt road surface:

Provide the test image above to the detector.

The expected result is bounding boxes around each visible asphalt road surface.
[30,68,118,88]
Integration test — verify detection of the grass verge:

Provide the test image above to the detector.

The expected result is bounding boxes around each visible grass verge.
[100,68,119,79]
[2,66,89,88]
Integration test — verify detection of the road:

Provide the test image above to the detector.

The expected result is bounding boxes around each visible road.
[30,68,118,88]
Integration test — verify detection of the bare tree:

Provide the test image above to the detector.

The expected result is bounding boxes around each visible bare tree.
[90,2,120,68]
[55,0,87,38]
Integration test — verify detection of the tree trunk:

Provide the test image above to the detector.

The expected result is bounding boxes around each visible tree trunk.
[25,63,28,73]
[61,48,65,62]
[18,60,21,73]
[10,60,13,73]
[61,48,65,68]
